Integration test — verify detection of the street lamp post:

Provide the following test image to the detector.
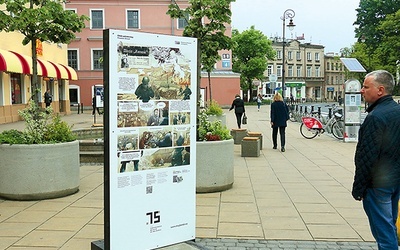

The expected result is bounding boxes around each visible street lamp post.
[281,9,295,100]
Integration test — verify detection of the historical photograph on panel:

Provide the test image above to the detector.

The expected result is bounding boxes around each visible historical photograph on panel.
[116,43,193,101]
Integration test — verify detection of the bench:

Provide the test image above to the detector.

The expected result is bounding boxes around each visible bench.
[247,132,263,150]
[231,128,248,144]
[241,137,260,157]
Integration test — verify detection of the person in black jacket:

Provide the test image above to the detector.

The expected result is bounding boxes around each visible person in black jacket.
[352,70,400,250]
[229,94,245,129]
[270,92,289,152]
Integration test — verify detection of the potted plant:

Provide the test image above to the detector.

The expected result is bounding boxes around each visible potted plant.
[204,99,226,127]
[0,101,79,200]
[196,109,234,193]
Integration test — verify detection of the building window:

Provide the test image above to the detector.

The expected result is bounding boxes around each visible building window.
[92,49,103,70]
[306,52,312,61]
[267,65,273,75]
[178,12,189,29]
[296,51,301,61]
[91,9,104,29]
[288,65,293,77]
[306,66,312,77]
[68,49,78,70]
[277,65,282,77]
[288,51,293,60]
[315,66,320,77]
[11,73,22,104]
[127,10,139,29]
[296,66,302,77]
[327,62,330,71]
[276,50,282,60]
[315,52,320,61]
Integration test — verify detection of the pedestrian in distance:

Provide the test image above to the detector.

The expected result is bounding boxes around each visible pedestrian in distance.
[352,70,400,250]
[270,92,289,152]
[92,96,101,115]
[229,94,245,129]
[44,89,52,108]
[257,94,262,111]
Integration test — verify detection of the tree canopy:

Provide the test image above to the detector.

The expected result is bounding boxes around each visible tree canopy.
[0,0,88,104]
[231,26,275,100]
[167,0,234,101]
[351,0,400,76]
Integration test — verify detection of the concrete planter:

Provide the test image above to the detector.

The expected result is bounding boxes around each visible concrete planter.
[196,138,234,193]
[0,140,80,200]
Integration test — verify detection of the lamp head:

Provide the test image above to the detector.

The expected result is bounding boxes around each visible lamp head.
[287,18,296,31]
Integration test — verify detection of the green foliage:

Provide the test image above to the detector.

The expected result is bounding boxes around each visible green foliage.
[0,129,27,144]
[0,101,76,144]
[167,0,234,100]
[205,100,223,116]
[198,110,232,141]
[351,0,400,75]
[232,26,275,100]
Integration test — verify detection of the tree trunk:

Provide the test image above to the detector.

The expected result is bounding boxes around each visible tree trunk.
[208,71,212,101]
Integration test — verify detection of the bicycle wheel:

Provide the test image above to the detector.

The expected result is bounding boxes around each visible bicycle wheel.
[331,120,344,139]
[300,123,319,139]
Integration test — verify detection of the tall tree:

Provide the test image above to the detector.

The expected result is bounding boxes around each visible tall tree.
[375,9,400,74]
[354,0,400,51]
[231,26,275,101]
[167,0,233,103]
[0,0,88,106]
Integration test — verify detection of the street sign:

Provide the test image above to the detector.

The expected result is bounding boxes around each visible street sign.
[269,74,277,82]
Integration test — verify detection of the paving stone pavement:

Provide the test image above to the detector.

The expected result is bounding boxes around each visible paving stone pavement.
[0,103,382,250]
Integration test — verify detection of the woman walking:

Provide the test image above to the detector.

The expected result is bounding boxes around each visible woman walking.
[229,94,245,129]
[270,92,289,152]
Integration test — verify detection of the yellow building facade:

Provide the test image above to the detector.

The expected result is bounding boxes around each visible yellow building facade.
[0,31,77,124]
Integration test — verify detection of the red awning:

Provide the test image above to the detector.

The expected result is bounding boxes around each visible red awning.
[0,49,77,80]
[0,49,30,74]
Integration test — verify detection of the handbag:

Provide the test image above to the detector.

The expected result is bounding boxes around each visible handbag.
[242,113,247,125]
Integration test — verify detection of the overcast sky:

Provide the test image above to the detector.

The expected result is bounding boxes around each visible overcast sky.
[231,0,360,53]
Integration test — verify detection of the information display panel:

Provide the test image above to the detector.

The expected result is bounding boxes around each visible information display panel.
[104,29,197,250]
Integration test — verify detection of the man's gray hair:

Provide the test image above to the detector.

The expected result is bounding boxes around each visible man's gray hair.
[366,70,395,94]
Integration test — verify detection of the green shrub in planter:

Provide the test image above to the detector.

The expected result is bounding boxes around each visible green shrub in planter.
[204,99,223,116]
[198,110,232,141]
[0,100,76,144]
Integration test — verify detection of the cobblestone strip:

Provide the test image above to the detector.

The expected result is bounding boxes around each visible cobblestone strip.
[190,239,378,250]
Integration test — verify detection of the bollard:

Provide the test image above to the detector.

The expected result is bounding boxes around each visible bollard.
[328,108,332,119]
[318,107,321,117]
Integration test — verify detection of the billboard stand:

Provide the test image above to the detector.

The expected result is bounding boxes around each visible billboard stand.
[99,29,197,250]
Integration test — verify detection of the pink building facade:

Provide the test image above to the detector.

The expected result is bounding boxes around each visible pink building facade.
[66,0,240,108]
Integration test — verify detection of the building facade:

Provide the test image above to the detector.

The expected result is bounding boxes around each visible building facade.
[65,0,240,107]
[262,39,326,102]
[324,53,345,101]
[0,31,76,124]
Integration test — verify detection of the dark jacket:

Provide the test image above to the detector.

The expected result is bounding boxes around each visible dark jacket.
[229,97,245,114]
[352,95,400,200]
[270,100,289,128]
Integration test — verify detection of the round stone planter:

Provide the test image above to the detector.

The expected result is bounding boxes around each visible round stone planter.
[196,138,234,193]
[0,140,80,200]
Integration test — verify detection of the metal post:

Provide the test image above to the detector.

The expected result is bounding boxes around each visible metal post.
[281,9,295,100]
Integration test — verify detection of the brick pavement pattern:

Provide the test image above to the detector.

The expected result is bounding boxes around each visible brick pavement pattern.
[0,104,380,249]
